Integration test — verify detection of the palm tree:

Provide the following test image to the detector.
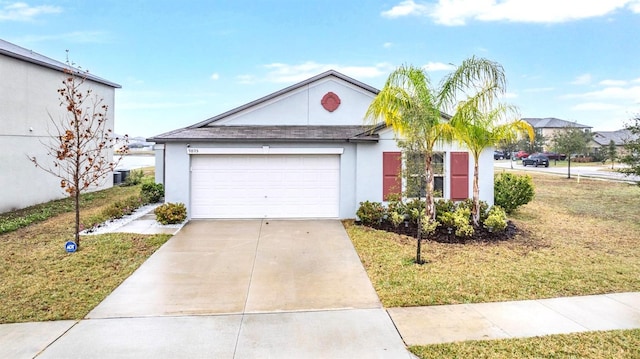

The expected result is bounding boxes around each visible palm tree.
[364,65,450,220]
[437,56,533,225]
[450,103,533,225]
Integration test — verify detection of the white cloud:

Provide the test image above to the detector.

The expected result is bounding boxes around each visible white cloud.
[422,61,455,72]
[0,2,61,21]
[210,73,220,80]
[503,92,518,99]
[565,86,640,102]
[243,61,394,84]
[383,42,393,48]
[599,79,627,86]
[382,0,640,26]
[381,0,429,18]
[571,73,592,85]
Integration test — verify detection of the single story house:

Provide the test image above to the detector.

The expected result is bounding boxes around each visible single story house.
[149,70,493,219]
[0,39,120,213]
[522,117,592,151]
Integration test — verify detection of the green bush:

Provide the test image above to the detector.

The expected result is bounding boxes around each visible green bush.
[405,198,425,222]
[458,198,489,224]
[494,172,535,214]
[122,169,145,186]
[484,205,508,232]
[440,207,474,237]
[356,201,386,226]
[101,196,143,219]
[141,182,164,204]
[154,202,187,225]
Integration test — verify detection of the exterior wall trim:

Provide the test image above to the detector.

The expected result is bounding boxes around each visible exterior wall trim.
[186,147,345,155]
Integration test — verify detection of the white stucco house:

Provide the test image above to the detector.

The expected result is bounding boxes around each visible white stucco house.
[0,39,120,213]
[149,70,493,219]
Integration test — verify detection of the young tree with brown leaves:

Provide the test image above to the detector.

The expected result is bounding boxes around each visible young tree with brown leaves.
[29,66,127,248]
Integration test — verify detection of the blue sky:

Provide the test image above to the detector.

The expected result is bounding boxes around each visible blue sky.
[2,0,640,137]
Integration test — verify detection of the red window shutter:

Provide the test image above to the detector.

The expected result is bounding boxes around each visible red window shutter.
[382,152,401,200]
[450,152,469,201]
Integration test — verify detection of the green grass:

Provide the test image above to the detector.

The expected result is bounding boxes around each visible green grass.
[410,329,640,359]
[0,182,171,324]
[345,172,640,307]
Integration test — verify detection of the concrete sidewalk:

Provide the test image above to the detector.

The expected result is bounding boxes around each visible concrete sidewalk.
[389,292,640,346]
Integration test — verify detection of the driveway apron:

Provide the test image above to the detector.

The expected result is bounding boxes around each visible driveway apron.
[40,220,411,358]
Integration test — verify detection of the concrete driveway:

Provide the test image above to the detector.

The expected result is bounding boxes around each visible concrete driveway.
[35,220,412,358]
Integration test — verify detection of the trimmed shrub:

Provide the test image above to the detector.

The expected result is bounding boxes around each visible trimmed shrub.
[101,195,143,219]
[141,182,164,204]
[122,169,144,186]
[356,201,386,226]
[154,202,187,225]
[484,205,508,232]
[389,211,405,227]
[494,172,535,214]
[458,198,489,224]
[405,198,425,222]
[440,207,474,237]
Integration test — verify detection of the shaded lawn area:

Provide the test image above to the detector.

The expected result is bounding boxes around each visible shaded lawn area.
[0,185,171,323]
[409,329,640,359]
[345,172,640,307]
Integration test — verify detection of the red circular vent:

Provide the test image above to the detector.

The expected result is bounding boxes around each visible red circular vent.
[321,92,341,112]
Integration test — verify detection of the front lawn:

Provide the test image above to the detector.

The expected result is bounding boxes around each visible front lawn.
[409,329,640,359]
[0,183,171,324]
[345,172,640,307]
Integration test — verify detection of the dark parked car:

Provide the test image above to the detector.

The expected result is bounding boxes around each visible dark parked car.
[493,151,510,160]
[543,152,566,160]
[522,154,549,167]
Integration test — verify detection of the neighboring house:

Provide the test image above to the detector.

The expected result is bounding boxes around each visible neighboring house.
[0,39,121,213]
[149,70,494,219]
[590,129,638,155]
[522,117,592,151]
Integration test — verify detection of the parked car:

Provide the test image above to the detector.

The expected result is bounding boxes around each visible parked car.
[493,151,510,160]
[543,152,566,160]
[515,150,529,159]
[522,154,549,167]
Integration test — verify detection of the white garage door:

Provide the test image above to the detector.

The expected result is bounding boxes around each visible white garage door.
[190,154,340,218]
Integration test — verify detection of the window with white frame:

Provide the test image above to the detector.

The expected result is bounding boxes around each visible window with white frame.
[404,151,444,198]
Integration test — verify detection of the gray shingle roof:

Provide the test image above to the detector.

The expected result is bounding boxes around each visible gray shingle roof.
[0,38,120,88]
[522,117,592,129]
[592,129,638,146]
[149,125,379,143]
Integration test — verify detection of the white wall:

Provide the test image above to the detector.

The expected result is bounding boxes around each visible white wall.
[354,128,495,208]
[0,54,117,213]
[162,141,359,219]
[212,77,376,126]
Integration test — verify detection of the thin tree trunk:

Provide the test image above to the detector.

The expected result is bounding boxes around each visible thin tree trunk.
[424,153,435,220]
[472,160,480,226]
[416,211,422,264]
[75,190,80,247]
[567,158,572,179]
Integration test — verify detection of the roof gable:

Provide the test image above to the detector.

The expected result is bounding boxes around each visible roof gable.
[188,70,379,128]
[0,38,120,88]
[593,129,638,145]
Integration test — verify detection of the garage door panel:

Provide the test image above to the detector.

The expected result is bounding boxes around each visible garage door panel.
[190,154,339,218]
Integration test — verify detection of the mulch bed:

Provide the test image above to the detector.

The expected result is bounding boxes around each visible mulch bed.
[358,220,519,244]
